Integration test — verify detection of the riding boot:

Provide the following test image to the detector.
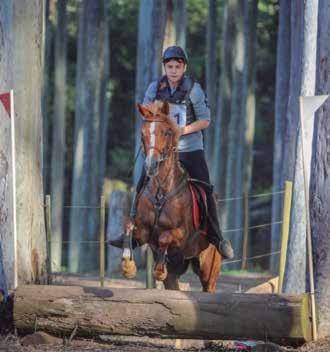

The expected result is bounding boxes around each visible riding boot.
[206,192,234,259]
[109,168,148,248]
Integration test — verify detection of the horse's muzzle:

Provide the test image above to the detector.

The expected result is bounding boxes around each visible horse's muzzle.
[145,156,159,177]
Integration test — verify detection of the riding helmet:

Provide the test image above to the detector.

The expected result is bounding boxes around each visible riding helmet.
[162,46,188,63]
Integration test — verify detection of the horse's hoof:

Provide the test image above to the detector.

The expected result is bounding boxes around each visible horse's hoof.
[153,264,168,281]
[122,258,137,279]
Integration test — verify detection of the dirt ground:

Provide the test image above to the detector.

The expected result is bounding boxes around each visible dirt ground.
[1,334,330,352]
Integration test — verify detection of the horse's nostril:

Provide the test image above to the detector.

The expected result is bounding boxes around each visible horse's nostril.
[147,168,158,177]
[145,157,159,176]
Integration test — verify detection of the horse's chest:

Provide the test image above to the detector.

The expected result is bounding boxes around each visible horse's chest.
[138,197,183,230]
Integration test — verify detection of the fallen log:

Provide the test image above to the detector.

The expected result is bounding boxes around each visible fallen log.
[14,285,312,345]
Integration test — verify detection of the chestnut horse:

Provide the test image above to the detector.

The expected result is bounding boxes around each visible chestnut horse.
[124,100,222,292]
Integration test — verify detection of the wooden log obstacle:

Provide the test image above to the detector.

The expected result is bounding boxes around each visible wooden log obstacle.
[14,285,312,345]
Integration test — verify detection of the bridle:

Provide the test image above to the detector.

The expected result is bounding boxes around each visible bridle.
[141,119,177,162]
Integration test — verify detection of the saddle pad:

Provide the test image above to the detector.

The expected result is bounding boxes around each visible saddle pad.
[188,182,208,236]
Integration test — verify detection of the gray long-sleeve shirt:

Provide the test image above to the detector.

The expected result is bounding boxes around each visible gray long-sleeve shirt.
[143,81,210,152]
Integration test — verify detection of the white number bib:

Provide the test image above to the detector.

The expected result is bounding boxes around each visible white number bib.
[169,103,187,128]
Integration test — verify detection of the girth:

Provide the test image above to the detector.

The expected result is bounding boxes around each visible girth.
[145,176,187,239]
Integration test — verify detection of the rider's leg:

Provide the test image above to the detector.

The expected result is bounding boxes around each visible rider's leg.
[179,150,234,259]
[130,167,147,218]
[108,167,147,249]
[206,191,234,259]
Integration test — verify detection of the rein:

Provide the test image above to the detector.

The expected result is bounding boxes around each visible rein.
[127,144,143,178]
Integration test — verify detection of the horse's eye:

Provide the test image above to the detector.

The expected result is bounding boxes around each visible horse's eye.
[164,130,172,137]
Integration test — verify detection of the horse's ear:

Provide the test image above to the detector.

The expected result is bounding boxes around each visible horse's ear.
[161,101,170,116]
[137,103,153,120]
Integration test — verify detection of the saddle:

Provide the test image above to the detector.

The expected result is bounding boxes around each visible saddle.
[187,180,208,236]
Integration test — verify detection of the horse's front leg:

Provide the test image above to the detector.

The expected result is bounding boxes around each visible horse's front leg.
[163,273,180,290]
[153,228,184,282]
[153,231,170,281]
[121,220,149,279]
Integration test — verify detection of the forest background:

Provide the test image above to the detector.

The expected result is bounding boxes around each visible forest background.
[43,0,278,275]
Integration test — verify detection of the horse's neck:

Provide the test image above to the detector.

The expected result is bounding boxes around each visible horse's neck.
[149,155,184,194]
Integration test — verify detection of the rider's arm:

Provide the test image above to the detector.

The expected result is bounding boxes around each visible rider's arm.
[143,82,157,104]
[181,119,210,135]
[181,83,210,135]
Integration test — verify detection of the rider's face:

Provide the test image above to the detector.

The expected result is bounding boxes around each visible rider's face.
[164,60,187,86]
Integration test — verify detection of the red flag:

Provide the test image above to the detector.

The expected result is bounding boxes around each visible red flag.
[0,92,11,118]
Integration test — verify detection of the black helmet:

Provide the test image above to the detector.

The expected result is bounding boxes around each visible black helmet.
[162,46,188,63]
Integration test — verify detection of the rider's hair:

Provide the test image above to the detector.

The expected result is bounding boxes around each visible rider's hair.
[163,58,186,65]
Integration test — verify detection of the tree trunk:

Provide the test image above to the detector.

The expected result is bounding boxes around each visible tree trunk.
[240,0,258,202]
[224,0,244,262]
[14,286,310,344]
[205,0,218,166]
[98,9,110,190]
[310,0,330,338]
[283,0,318,294]
[212,0,235,216]
[134,0,167,186]
[7,0,48,284]
[50,0,68,272]
[270,0,291,274]
[281,1,303,184]
[0,2,15,293]
[235,0,258,257]
[42,0,56,196]
[0,107,14,294]
[163,0,186,51]
[173,0,186,50]
[163,0,175,50]
[69,0,107,273]
[14,285,312,345]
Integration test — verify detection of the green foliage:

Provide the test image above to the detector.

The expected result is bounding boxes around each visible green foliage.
[222,267,269,275]
[110,146,134,180]
[186,0,208,80]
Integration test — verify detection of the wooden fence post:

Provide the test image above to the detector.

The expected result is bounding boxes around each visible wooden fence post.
[146,246,155,289]
[45,195,52,283]
[99,195,105,287]
[241,192,249,270]
[278,181,293,293]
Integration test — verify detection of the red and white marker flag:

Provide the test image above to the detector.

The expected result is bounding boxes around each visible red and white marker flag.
[0,90,17,290]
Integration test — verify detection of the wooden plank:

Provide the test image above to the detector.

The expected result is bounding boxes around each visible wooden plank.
[14,285,312,345]
[246,277,279,294]
[99,195,105,287]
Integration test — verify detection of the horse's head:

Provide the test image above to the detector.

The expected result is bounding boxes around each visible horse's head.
[138,100,181,177]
